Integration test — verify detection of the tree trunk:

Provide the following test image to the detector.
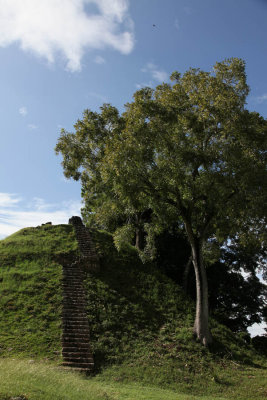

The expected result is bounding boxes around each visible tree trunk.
[190,238,212,346]
[135,226,145,250]
[183,255,192,293]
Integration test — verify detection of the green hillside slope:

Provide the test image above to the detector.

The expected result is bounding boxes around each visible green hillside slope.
[0,224,79,358]
[0,224,266,399]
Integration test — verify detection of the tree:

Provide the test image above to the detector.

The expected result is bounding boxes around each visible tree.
[55,105,151,250]
[155,229,267,333]
[56,58,267,346]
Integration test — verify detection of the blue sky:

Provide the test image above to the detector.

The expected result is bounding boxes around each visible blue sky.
[0,0,266,333]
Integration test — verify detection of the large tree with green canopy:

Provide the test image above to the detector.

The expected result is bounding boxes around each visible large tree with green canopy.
[56,58,267,346]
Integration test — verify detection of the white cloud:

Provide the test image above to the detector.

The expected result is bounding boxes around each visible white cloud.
[0,0,134,72]
[28,123,37,130]
[141,62,169,82]
[86,91,108,102]
[0,193,21,207]
[255,93,267,103]
[135,81,153,90]
[19,106,27,116]
[94,55,106,64]
[0,193,81,239]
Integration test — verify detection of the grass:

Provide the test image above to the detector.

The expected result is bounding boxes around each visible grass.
[0,224,79,358]
[0,225,266,399]
[0,358,265,400]
[0,224,78,257]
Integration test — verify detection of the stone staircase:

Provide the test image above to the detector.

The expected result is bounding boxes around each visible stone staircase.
[71,217,99,271]
[61,216,99,373]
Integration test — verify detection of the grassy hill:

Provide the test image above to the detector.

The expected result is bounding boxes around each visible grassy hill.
[0,224,79,358]
[0,224,266,399]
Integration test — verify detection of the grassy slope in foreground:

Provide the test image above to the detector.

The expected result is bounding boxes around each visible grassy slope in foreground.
[0,224,79,358]
[0,358,231,400]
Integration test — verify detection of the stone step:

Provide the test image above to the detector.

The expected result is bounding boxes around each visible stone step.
[63,296,86,300]
[63,301,87,305]
[63,321,89,326]
[62,292,86,295]
[62,271,84,274]
[62,332,90,337]
[62,272,83,274]
[62,339,91,345]
[62,356,93,361]
[63,292,86,295]
[62,307,87,311]
[62,284,84,287]
[62,341,91,347]
[62,285,84,289]
[62,276,84,279]
[62,326,89,331]
[62,334,90,340]
[62,342,90,351]
[62,268,83,271]
[63,322,89,328]
[62,318,88,322]
[62,282,84,286]
[62,350,91,355]
[62,314,87,318]
[62,290,85,294]
[62,362,94,369]
[62,327,89,332]
[63,329,90,335]
[62,309,87,314]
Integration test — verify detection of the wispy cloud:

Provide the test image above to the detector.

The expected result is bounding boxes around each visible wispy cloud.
[255,93,267,103]
[135,81,153,90]
[0,193,81,239]
[19,106,27,116]
[86,91,108,102]
[94,55,106,64]
[0,0,134,72]
[141,62,169,82]
[28,123,37,130]
[0,193,21,208]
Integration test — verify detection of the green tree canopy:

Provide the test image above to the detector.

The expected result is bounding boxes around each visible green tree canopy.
[56,58,267,345]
